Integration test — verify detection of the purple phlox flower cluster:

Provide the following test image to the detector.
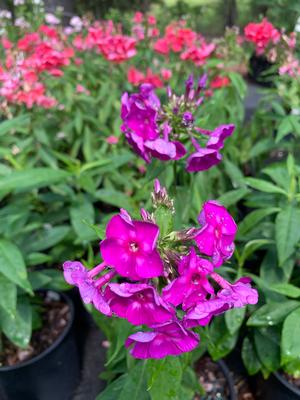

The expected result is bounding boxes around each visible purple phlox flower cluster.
[121,75,235,172]
[63,181,258,360]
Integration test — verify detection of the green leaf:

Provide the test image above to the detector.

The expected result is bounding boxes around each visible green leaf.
[147,357,182,400]
[0,168,70,195]
[239,239,273,267]
[0,274,17,317]
[26,225,70,252]
[244,178,287,195]
[96,374,128,400]
[0,298,32,348]
[224,159,246,188]
[254,328,280,375]
[247,301,300,327]
[70,198,96,241]
[262,165,290,191]
[242,337,262,375]
[0,115,29,136]
[0,239,32,293]
[238,207,280,237]
[28,271,52,291]
[270,283,300,298]
[275,205,300,265]
[25,252,52,266]
[281,307,300,366]
[225,307,246,334]
[207,316,239,360]
[95,189,134,211]
[217,187,249,208]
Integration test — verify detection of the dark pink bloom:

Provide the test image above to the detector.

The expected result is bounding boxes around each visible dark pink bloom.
[206,124,235,150]
[100,212,164,280]
[153,38,170,55]
[63,261,113,315]
[105,282,174,326]
[194,201,237,266]
[163,248,214,310]
[186,148,222,172]
[125,321,199,359]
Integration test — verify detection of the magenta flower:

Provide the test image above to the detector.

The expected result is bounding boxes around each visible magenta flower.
[125,321,199,359]
[121,91,159,141]
[184,274,258,327]
[207,124,235,150]
[162,248,214,310]
[105,282,175,326]
[194,201,237,266]
[212,274,259,307]
[100,212,164,280]
[63,261,113,315]
[186,147,222,172]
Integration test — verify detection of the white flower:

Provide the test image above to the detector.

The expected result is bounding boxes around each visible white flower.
[70,16,83,31]
[0,10,12,19]
[45,13,60,25]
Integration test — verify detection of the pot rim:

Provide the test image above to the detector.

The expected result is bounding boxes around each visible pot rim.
[0,290,74,372]
[217,359,238,400]
[274,371,300,396]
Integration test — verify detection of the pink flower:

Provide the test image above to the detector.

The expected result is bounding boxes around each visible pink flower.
[162,248,214,310]
[186,148,222,172]
[63,261,114,315]
[97,35,137,63]
[106,135,119,144]
[133,12,143,24]
[210,76,230,89]
[45,13,60,25]
[244,18,280,55]
[161,68,172,81]
[147,15,156,25]
[206,124,235,150]
[153,38,170,55]
[180,42,215,66]
[194,201,237,266]
[125,321,199,359]
[127,66,145,86]
[76,84,90,95]
[105,283,175,326]
[100,211,164,280]
[185,274,258,327]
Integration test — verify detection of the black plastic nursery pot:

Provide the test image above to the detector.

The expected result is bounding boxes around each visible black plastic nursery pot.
[0,291,80,400]
[248,54,276,87]
[254,371,300,400]
[217,359,237,400]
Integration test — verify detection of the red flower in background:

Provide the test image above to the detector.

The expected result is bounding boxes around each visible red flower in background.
[244,18,280,54]
[210,76,230,89]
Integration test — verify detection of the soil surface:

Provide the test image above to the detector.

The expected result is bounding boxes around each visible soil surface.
[195,355,257,400]
[195,356,230,399]
[0,291,70,367]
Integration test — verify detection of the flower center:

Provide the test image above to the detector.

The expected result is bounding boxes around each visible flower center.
[191,273,201,285]
[129,242,139,252]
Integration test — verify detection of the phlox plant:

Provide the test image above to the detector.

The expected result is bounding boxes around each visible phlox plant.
[63,178,258,396]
